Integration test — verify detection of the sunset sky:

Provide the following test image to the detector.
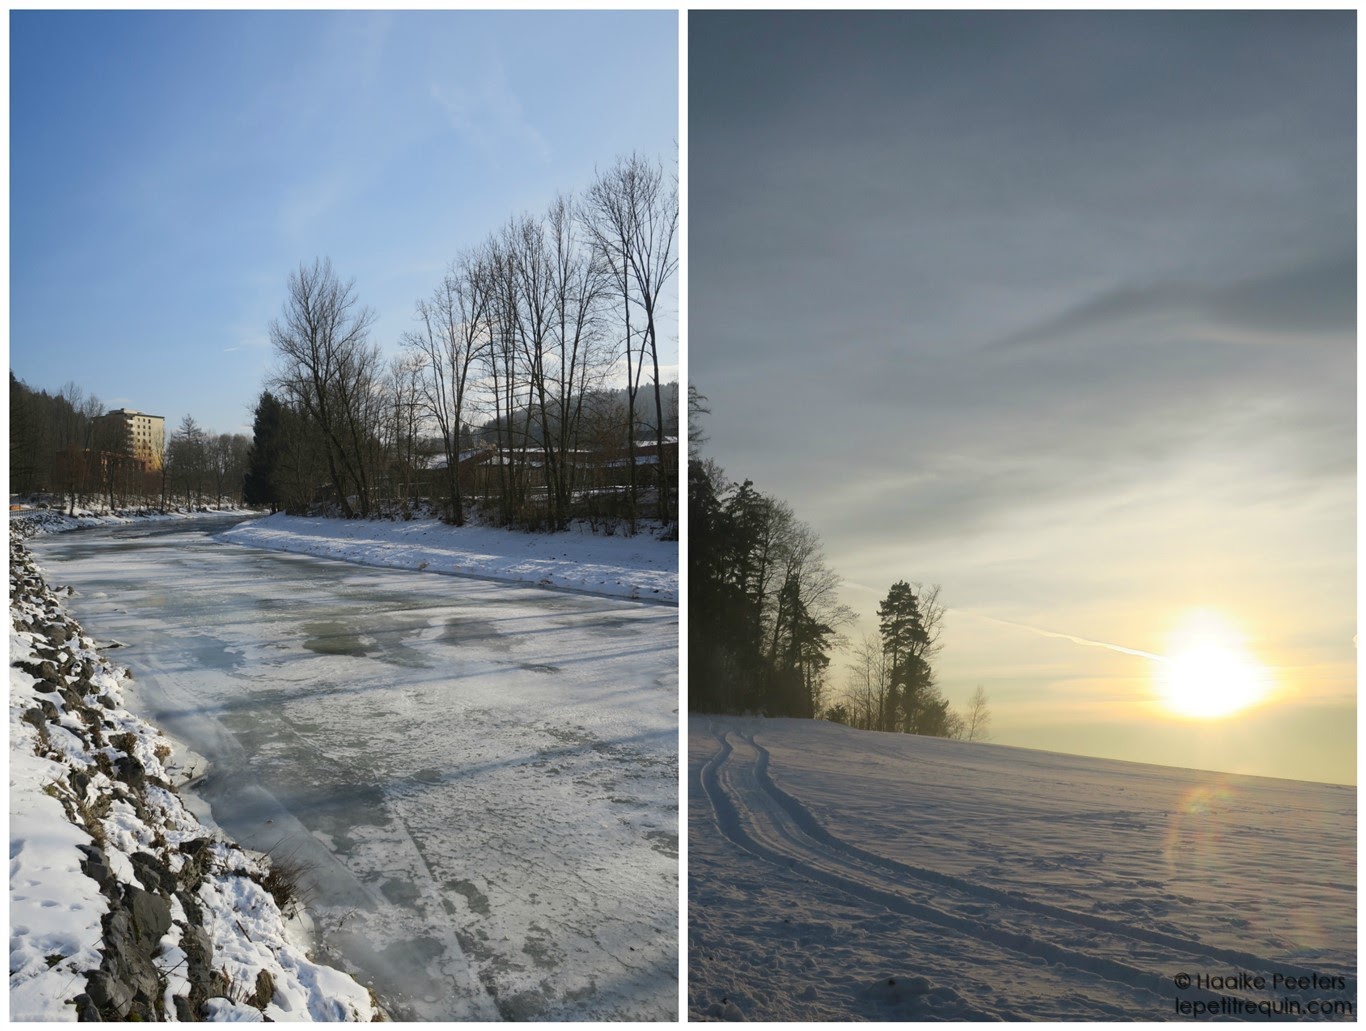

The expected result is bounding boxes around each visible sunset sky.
[689,10,1355,784]
[11,10,677,437]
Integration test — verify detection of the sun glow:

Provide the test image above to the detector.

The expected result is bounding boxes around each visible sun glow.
[1156,611,1271,719]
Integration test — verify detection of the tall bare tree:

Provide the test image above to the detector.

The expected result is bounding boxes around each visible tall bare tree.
[508,211,557,528]
[383,352,426,507]
[169,414,207,508]
[541,194,609,528]
[481,226,537,524]
[269,258,381,517]
[405,249,494,524]
[52,383,98,514]
[207,433,250,509]
[587,153,679,528]
[845,632,894,732]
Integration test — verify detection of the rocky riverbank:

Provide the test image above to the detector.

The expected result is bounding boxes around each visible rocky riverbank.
[9,529,379,1021]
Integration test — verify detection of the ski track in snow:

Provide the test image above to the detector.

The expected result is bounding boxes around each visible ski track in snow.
[691,717,1356,1021]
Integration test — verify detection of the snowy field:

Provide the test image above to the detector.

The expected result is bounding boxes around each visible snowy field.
[690,716,1355,1021]
[29,520,678,1020]
[219,513,678,603]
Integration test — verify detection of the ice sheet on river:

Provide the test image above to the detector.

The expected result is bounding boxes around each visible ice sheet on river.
[33,522,678,1021]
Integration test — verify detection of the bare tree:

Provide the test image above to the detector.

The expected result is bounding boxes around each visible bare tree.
[405,248,494,525]
[52,383,99,514]
[845,632,894,732]
[275,400,328,513]
[384,352,425,507]
[766,515,852,665]
[944,709,966,741]
[963,686,992,742]
[508,211,557,529]
[207,433,251,508]
[158,436,171,511]
[586,153,679,528]
[269,258,381,517]
[542,194,609,528]
[169,415,207,508]
[481,225,538,525]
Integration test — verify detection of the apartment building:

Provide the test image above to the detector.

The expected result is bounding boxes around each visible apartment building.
[99,408,166,471]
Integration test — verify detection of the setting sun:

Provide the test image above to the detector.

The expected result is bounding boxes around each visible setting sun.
[1156,611,1272,719]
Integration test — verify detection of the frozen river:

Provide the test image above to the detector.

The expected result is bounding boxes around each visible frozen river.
[31,519,679,1021]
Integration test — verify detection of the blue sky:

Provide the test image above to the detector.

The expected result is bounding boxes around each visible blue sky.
[11,10,678,435]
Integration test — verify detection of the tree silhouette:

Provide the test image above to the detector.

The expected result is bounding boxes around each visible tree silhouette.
[878,580,950,735]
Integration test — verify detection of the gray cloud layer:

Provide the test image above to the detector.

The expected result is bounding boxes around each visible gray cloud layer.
[691,11,1354,559]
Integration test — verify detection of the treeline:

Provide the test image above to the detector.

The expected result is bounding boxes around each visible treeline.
[245,152,678,533]
[9,375,248,513]
[163,415,251,511]
[689,388,990,741]
[689,383,853,715]
[690,457,851,717]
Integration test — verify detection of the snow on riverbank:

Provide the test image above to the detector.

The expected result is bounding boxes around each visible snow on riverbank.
[10,505,257,539]
[219,512,678,603]
[690,715,1356,1021]
[9,533,376,1021]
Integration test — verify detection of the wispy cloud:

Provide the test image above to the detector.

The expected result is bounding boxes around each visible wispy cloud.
[430,63,551,164]
[277,172,355,240]
[993,250,1355,352]
[225,327,272,357]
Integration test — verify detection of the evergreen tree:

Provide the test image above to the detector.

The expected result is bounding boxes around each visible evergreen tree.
[877,580,950,735]
[10,373,40,493]
[774,571,835,718]
[243,392,285,512]
[878,581,927,731]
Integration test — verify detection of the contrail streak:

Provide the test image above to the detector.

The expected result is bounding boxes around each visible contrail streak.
[839,587,1168,663]
[950,609,1167,663]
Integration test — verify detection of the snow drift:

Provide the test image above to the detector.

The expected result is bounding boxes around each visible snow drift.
[218,513,678,603]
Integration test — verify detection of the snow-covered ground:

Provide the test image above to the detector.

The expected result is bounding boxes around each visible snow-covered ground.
[10,505,257,539]
[30,519,678,1020]
[218,513,677,603]
[690,716,1356,1021]
[10,536,375,1021]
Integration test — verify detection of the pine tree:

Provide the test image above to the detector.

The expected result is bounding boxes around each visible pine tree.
[877,580,951,735]
[243,392,285,512]
[878,581,927,731]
